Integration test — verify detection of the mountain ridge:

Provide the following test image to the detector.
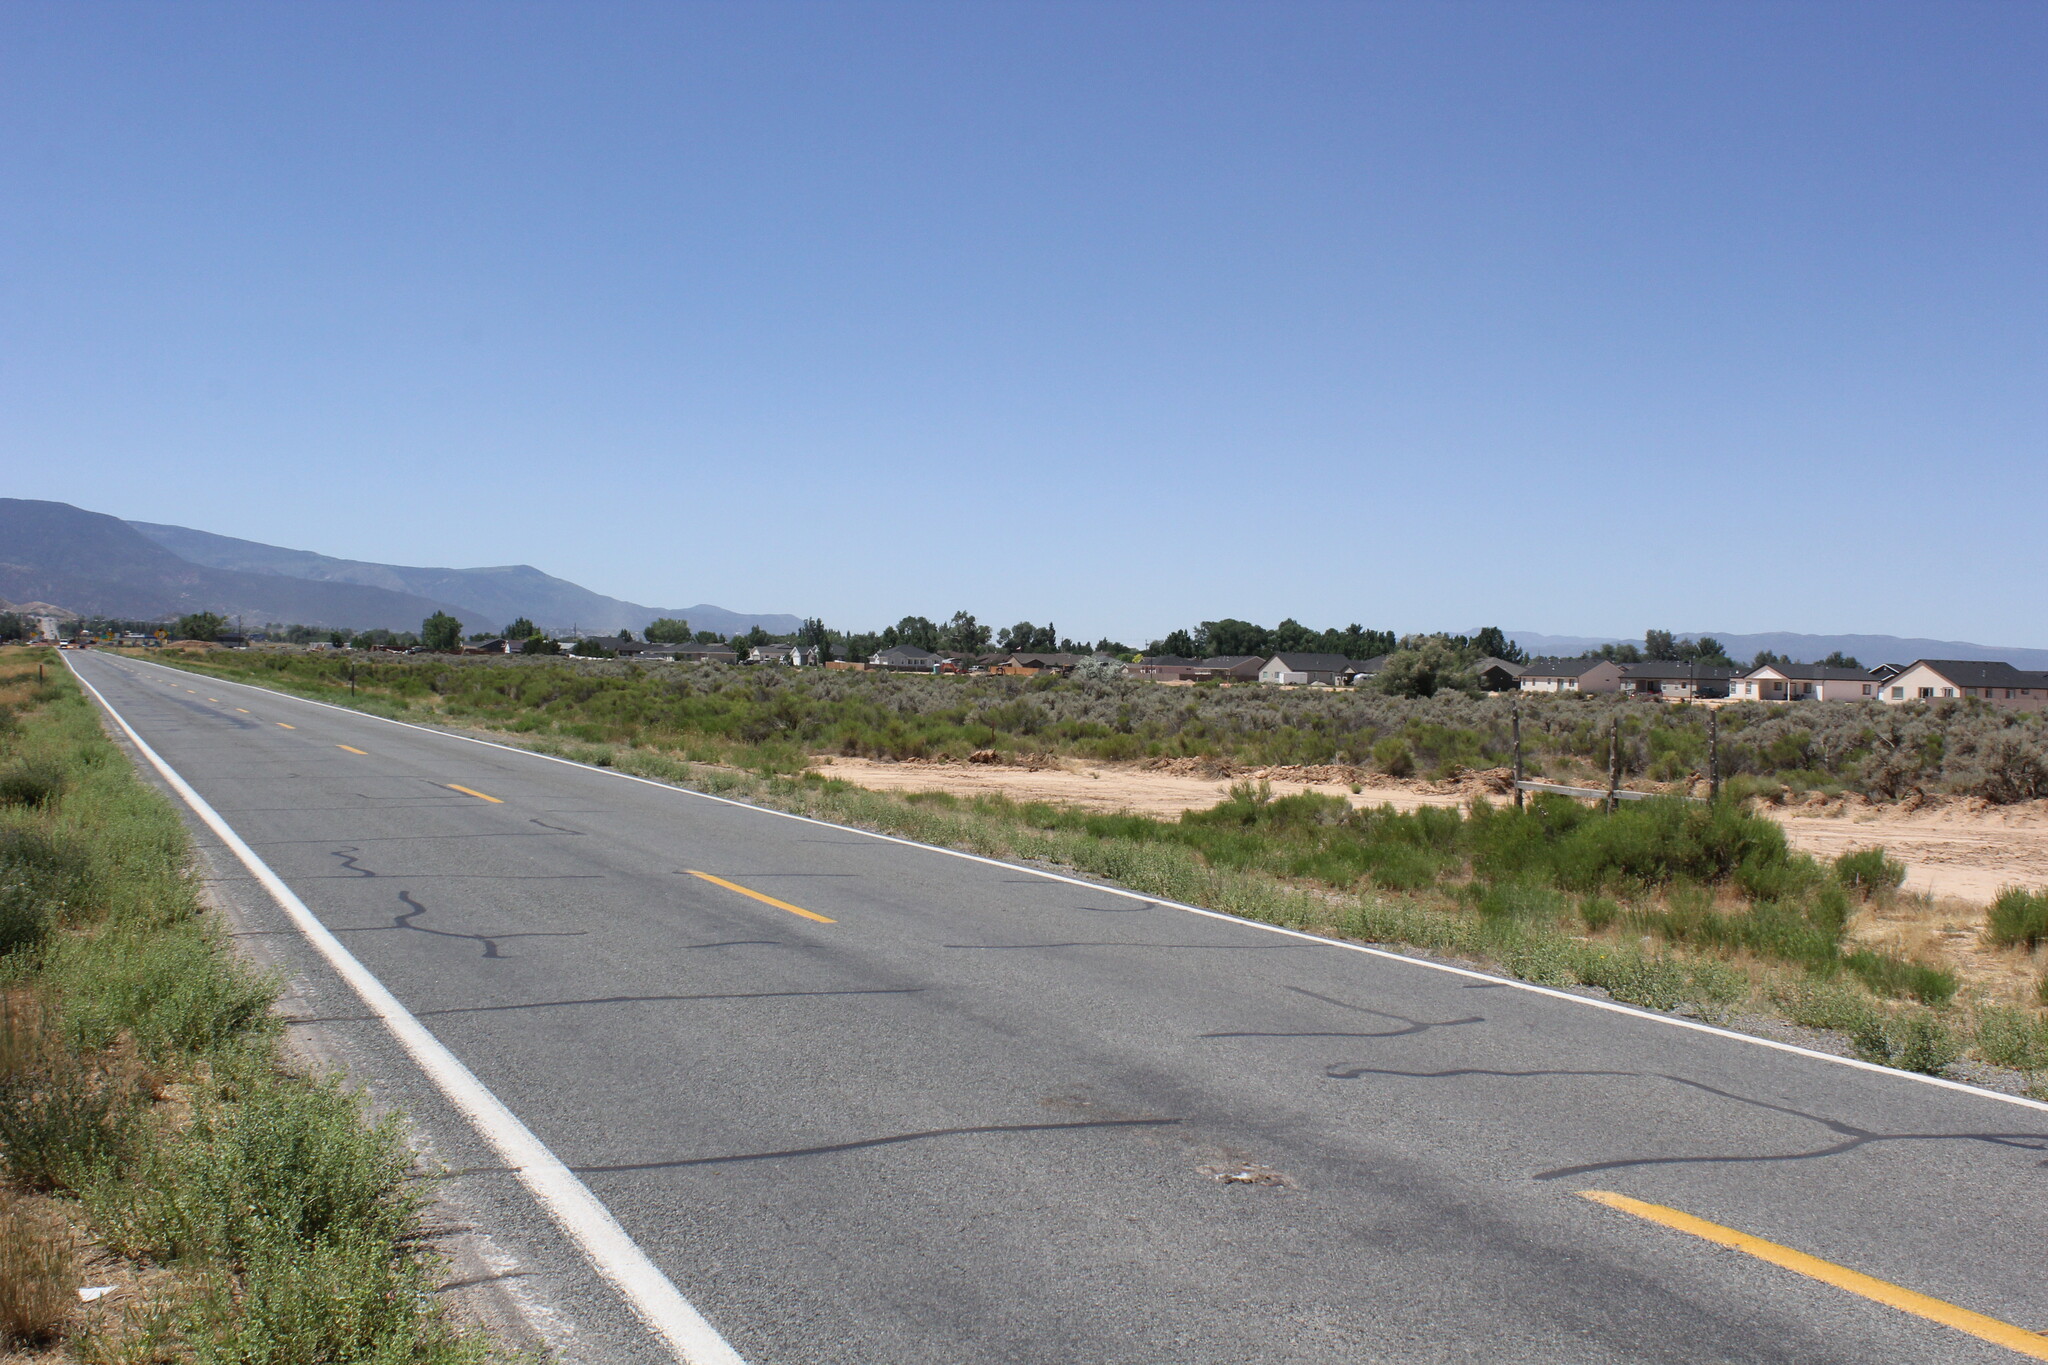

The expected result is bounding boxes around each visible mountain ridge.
[127,520,801,636]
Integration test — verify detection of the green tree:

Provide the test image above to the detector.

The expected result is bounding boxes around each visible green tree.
[1819,651,1863,669]
[644,617,692,643]
[521,635,561,655]
[1373,639,1478,699]
[1199,619,1271,658]
[1644,629,1681,661]
[941,611,990,654]
[569,637,614,658]
[797,618,833,660]
[421,612,464,652]
[505,617,537,640]
[1470,626,1524,663]
[1752,649,1792,670]
[175,612,225,642]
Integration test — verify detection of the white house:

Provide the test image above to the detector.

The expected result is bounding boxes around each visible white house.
[1875,659,2048,711]
[1258,653,1354,685]
[1517,659,1625,694]
[1729,664,1878,702]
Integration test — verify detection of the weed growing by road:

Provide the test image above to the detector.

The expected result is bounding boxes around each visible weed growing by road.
[0,653,497,1363]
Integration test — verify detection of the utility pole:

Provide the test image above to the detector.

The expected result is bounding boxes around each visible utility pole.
[1606,715,1620,814]
[1512,694,1524,809]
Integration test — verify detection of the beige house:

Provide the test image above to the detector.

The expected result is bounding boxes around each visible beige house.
[1517,659,1624,694]
[1876,659,2048,711]
[1730,664,1877,702]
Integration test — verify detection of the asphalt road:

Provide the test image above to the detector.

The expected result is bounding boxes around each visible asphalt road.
[69,651,2048,1365]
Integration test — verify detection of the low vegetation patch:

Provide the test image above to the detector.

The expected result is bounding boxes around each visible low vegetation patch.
[147,647,2048,803]
[0,652,497,1362]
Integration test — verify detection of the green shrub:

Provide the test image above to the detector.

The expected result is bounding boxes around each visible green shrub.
[1775,979,1882,1034]
[1834,847,1905,898]
[1372,737,1415,778]
[1987,886,2048,950]
[1852,1012,1961,1074]
[1844,951,1957,1006]
[1579,896,1619,931]
[0,828,92,955]
[1973,1008,2048,1074]
[0,761,66,810]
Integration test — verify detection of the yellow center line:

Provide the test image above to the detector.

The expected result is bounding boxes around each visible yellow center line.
[445,783,503,803]
[235,708,249,713]
[336,745,367,755]
[1579,1191,2048,1360]
[276,722,295,729]
[685,870,835,923]
[207,697,219,702]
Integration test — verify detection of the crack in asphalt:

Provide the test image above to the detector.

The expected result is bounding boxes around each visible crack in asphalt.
[416,987,924,1017]
[1320,1065,2048,1177]
[573,1116,1182,1172]
[1205,986,1484,1039]
[335,890,589,959]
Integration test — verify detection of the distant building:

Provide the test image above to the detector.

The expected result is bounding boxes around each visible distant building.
[1343,654,1396,687]
[1471,657,1528,692]
[673,640,740,663]
[1874,659,2048,711]
[1130,654,1201,681]
[1619,661,1735,700]
[1258,653,1354,686]
[1731,663,1878,702]
[1191,655,1265,682]
[1517,659,1625,694]
[871,644,942,671]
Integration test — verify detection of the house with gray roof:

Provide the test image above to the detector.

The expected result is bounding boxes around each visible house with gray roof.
[1875,660,2048,710]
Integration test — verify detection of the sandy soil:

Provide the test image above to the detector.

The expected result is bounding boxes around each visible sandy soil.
[815,755,2048,906]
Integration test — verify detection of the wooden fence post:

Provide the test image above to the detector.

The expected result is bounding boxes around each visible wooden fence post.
[1606,716,1620,814]
[1709,706,1720,803]
[1512,695,1524,809]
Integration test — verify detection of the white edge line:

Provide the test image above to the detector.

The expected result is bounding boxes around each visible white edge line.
[65,655,748,1365]
[108,652,2048,1118]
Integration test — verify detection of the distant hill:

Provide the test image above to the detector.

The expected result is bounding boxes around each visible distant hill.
[0,499,474,631]
[127,520,801,637]
[1505,629,2048,671]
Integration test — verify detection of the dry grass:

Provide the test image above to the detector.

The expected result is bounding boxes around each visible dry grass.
[0,1189,76,1347]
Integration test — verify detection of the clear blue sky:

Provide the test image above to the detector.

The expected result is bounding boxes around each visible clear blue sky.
[4,2,2042,646]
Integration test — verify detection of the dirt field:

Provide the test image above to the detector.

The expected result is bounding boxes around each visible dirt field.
[815,755,2048,906]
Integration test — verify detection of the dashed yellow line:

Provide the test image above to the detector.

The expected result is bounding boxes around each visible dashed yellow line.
[275,722,295,729]
[445,783,503,804]
[336,745,367,755]
[685,870,834,923]
[235,708,249,714]
[1579,1191,2048,1360]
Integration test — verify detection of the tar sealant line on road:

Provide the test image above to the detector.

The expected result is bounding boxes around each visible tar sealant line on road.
[105,652,2048,1117]
[66,656,748,1365]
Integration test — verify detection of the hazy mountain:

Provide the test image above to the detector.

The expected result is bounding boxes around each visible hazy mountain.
[0,499,473,630]
[127,519,800,637]
[1505,629,2048,671]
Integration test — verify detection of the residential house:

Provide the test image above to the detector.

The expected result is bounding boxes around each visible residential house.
[673,640,740,664]
[1730,663,1878,702]
[1471,657,1528,693]
[1190,655,1265,682]
[1344,654,1395,687]
[1517,659,1625,694]
[1618,661,1736,700]
[462,637,513,655]
[748,643,797,665]
[992,652,1083,675]
[1130,654,1201,681]
[871,644,943,672]
[1875,660,2048,711]
[1258,653,1355,686]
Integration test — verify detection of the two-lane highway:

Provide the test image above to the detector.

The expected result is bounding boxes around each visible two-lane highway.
[71,651,2048,1363]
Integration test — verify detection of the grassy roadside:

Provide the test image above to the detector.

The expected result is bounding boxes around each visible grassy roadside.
[133,649,2048,1094]
[0,651,502,1363]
